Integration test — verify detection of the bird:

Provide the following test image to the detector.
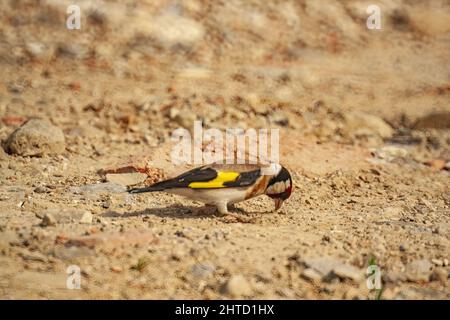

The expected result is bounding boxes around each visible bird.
[128,161,293,221]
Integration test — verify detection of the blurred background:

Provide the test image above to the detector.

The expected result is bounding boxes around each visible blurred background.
[1,0,449,144]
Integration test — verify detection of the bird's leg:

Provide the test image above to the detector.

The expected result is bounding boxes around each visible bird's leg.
[216,202,254,223]
[216,201,228,215]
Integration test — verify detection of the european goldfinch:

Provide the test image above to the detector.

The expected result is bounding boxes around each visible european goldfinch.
[128,162,293,217]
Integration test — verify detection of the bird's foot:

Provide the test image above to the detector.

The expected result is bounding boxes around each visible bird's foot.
[215,202,255,223]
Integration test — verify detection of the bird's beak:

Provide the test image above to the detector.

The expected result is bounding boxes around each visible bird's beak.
[274,198,284,211]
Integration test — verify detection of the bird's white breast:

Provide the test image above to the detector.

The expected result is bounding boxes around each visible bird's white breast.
[168,188,248,205]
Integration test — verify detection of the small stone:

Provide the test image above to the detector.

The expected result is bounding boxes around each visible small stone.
[41,213,56,227]
[174,110,197,130]
[79,211,93,224]
[34,186,48,194]
[111,266,123,273]
[102,200,111,209]
[276,287,295,298]
[430,268,448,284]
[372,145,408,162]
[418,199,436,211]
[190,263,215,279]
[302,257,342,276]
[105,172,148,187]
[56,43,89,60]
[405,259,434,282]
[445,161,450,170]
[431,259,443,266]
[383,207,403,220]
[19,250,47,262]
[383,271,407,284]
[223,275,253,297]
[332,264,363,282]
[424,159,446,171]
[343,287,363,300]
[5,119,65,156]
[433,223,450,235]
[301,268,322,281]
[343,112,394,139]
[25,42,47,59]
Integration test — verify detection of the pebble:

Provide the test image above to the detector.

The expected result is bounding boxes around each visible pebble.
[34,186,48,194]
[174,110,197,130]
[41,213,57,227]
[302,257,342,276]
[430,268,448,284]
[405,259,434,282]
[5,119,66,156]
[79,211,93,224]
[19,250,47,262]
[110,266,123,273]
[56,43,89,60]
[431,259,443,266]
[190,263,215,279]
[342,112,394,139]
[25,42,47,59]
[382,271,407,284]
[424,159,446,171]
[332,264,363,282]
[301,268,322,281]
[418,198,436,211]
[223,275,253,297]
[371,145,408,162]
[445,161,450,170]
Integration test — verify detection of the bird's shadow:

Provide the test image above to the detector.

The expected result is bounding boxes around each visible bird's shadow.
[101,204,263,220]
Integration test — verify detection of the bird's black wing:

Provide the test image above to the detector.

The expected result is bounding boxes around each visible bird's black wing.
[129,166,218,193]
[223,169,261,187]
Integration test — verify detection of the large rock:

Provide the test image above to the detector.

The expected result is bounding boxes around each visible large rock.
[6,119,65,156]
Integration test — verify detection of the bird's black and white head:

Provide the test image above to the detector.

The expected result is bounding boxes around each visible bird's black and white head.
[263,164,293,211]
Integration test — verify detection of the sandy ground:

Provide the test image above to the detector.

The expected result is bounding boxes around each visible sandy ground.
[0,0,449,299]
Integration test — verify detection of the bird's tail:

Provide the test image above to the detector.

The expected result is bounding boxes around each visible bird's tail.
[128,186,162,194]
[128,179,174,194]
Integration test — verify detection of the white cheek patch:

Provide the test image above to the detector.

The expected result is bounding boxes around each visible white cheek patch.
[285,180,291,189]
[267,180,290,195]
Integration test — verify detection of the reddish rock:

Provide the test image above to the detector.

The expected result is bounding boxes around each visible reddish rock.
[424,159,446,171]
[2,116,27,126]
[99,155,166,186]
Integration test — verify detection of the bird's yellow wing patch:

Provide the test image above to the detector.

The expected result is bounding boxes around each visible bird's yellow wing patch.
[188,171,240,188]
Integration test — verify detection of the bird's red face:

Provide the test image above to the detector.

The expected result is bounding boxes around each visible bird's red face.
[265,166,293,211]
